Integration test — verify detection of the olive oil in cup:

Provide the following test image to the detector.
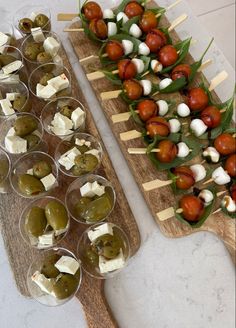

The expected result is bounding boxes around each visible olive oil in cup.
[55,132,103,177]
[20,196,70,249]
[65,174,116,224]
[27,247,82,306]
[10,151,58,199]
[77,223,130,279]
[0,149,11,193]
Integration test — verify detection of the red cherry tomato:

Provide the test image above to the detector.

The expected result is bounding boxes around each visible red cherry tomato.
[137,99,158,121]
[105,41,124,61]
[225,154,236,177]
[173,166,195,190]
[89,19,108,39]
[187,87,209,111]
[158,45,178,67]
[83,2,103,20]
[230,184,236,202]
[118,59,137,80]
[125,1,144,18]
[171,64,191,81]
[180,195,204,222]
[123,80,143,100]
[146,117,170,138]
[200,106,222,129]
[145,29,167,53]
[139,11,158,33]
[214,133,236,156]
[156,140,177,163]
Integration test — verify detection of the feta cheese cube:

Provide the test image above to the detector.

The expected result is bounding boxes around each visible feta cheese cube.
[2,60,23,75]
[31,271,53,294]
[0,74,20,83]
[75,138,85,146]
[58,147,80,170]
[55,256,80,275]
[38,231,55,246]
[40,173,56,191]
[71,107,85,130]
[85,141,91,147]
[0,32,10,48]
[0,98,15,115]
[43,37,60,56]
[6,92,20,101]
[99,250,125,273]
[91,181,105,196]
[53,54,63,66]
[37,84,57,99]
[50,126,73,137]
[58,156,74,170]
[31,27,45,43]
[85,149,100,160]
[6,127,16,137]
[36,83,45,96]
[52,112,73,130]
[80,182,95,197]
[88,223,114,242]
[5,135,27,154]
[27,168,34,175]
[47,73,69,92]
[67,147,80,162]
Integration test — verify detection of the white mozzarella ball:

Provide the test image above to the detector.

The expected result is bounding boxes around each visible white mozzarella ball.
[199,189,214,206]
[159,78,173,90]
[190,164,206,182]
[169,119,181,133]
[138,42,150,56]
[202,147,220,163]
[156,100,168,116]
[177,142,190,158]
[151,60,163,73]
[103,9,114,19]
[212,167,231,185]
[122,40,134,55]
[190,119,208,137]
[177,103,190,117]
[117,12,129,24]
[140,80,152,96]
[107,22,117,37]
[222,196,236,213]
[131,58,145,74]
[129,24,142,38]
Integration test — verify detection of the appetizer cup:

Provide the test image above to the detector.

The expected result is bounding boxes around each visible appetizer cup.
[10,151,58,199]
[28,63,71,101]
[0,148,11,193]
[0,46,26,82]
[20,196,70,249]
[0,81,31,118]
[27,247,82,306]
[65,174,116,224]
[55,132,103,177]
[41,97,87,139]
[77,223,130,279]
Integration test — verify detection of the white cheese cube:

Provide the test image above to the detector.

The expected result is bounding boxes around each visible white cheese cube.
[156,100,168,116]
[58,156,74,170]
[40,173,56,191]
[75,138,84,146]
[31,27,45,43]
[38,231,55,246]
[6,127,16,137]
[88,223,114,242]
[159,78,173,90]
[140,80,152,96]
[36,83,45,96]
[27,168,34,175]
[0,98,15,115]
[5,135,27,154]
[122,40,134,55]
[50,126,73,137]
[108,22,117,37]
[103,9,114,19]
[31,271,53,294]
[85,141,91,147]
[80,182,95,197]
[138,42,150,56]
[52,112,73,130]
[47,73,69,92]
[2,60,23,75]
[99,249,125,274]
[6,92,20,101]
[0,32,10,47]
[37,84,57,99]
[116,12,129,24]
[43,37,60,56]
[55,256,80,275]
[91,181,105,196]
[59,147,80,170]
[53,54,63,66]
[129,24,142,38]
[85,149,100,160]
[71,107,85,130]
[212,167,231,185]
[67,147,80,162]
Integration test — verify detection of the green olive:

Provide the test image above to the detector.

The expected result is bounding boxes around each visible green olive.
[14,116,38,137]
[74,197,92,219]
[45,200,69,231]
[19,18,34,33]
[18,174,45,196]
[60,105,74,119]
[0,159,9,184]
[73,154,98,176]
[13,95,30,112]
[0,54,15,66]
[84,248,99,266]
[25,206,47,237]
[94,233,122,259]
[41,254,61,278]
[39,72,54,86]
[24,42,43,61]
[34,14,50,29]
[23,134,40,149]
[83,193,112,223]
[37,52,52,65]
[52,273,79,300]
[33,161,52,179]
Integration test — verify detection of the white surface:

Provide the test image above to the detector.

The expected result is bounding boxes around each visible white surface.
[0,0,235,328]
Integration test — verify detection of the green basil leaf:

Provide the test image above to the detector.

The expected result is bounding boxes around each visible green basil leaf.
[160,77,187,93]
[121,16,140,34]
[129,104,145,127]
[159,27,173,45]
[102,70,122,86]
[149,7,165,16]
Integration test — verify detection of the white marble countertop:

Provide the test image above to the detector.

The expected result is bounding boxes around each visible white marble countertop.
[0,1,235,328]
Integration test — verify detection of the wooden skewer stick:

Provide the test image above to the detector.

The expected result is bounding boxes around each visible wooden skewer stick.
[101,90,122,101]
[128,146,192,154]
[57,13,78,21]
[87,69,119,81]
[209,70,228,91]
[64,27,84,32]
[168,13,188,32]
[155,0,183,18]
[120,130,142,141]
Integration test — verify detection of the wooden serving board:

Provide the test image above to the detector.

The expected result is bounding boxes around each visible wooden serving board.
[68,1,235,263]
[0,45,141,328]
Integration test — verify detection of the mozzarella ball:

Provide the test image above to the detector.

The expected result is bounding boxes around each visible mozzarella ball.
[212,166,231,185]
[156,100,169,116]
[103,9,114,19]
[177,103,190,117]
[159,78,173,90]
[203,147,220,163]
[177,142,190,158]
[138,42,150,56]
[122,40,134,55]
[222,196,236,213]
[140,80,152,96]
[131,58,145,74]
[117,12,129,24]
[107,22,117,37]
[151,60,163,73]
[129,24,142,38]
[190,119,208,137]
[190,164,207,182]
[199,189,214,206]
[169,119,181,133]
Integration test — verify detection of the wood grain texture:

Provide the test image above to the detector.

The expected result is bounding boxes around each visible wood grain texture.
[0,44,140,328]
[68,0,235,263]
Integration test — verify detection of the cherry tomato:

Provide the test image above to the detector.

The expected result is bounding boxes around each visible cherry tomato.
[172,166,195,190]
[125,1,144,18]
[158,45,178,67]
[214,133,236,156]
[200,106,221,129]
[180,195,204,222]
[187,87,209,111]
[83,2,103,20]
[225,154,236,177]
[145,29,167,53]
[137,99,158,121]
[156,140,177,163]
[123,80,143,100]
[105,41,124,61]
[171,64,191,81]
[118,59,137,80]
[230,184,236,202]
[146,117,170,137]
[139,11,158,33]
[89,19,108,40]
